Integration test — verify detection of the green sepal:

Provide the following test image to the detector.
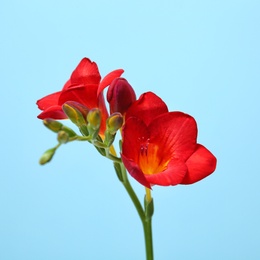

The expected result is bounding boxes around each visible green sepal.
[104,130,116,147]
[79,125,89,136]
[119,139,122,152]
[113,162,123,182]
[94,145,106,156]
[144,197,154,219]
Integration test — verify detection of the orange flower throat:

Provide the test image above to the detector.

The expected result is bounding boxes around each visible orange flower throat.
[138,138,169,175]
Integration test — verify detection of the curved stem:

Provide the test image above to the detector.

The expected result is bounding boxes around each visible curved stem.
[120,164,154,260]
[120,163,145,220]
[109,146,154,260]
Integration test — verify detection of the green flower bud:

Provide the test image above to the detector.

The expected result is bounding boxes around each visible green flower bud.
[106,112,123,135]
[87,108,101,131]
[57,131,69,144]
[65,101,89,119]
[62,103,86,127]
[60,126,77,137]
[39,147,56,165]
[43,119,63,133]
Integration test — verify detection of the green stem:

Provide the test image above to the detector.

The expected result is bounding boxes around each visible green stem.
[143,217,153,260]
[120,164,145,220]
[120,163,154,260]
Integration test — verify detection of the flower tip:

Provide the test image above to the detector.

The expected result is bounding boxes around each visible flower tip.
[106,112,123,134]
[107,78,136,115]
[43,119,63,132]
[39,147,56,165]
[87,108,102,130]
[62,102,86,126]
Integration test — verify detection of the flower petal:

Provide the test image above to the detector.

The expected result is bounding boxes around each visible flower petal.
[97,69,124,96]
[58,84,99,108]
[181,144,217,184]
[122,117,149,162]
[125,92,168,126]
[37,105,67,119]
[149,112,197,162]
[145,158,187,186]
[36,91,61,110]
[97,94,109,135]
[121,154,151,188]
[70,58,101,85]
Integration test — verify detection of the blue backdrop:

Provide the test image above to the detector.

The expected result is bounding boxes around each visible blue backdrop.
[1,0,259,259]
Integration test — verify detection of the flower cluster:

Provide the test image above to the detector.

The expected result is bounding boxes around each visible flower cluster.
[37,57,216,188]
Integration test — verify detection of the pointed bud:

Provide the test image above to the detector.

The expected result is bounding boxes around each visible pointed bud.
[39,147,56,165]
[85,108,101,139]
[62,103,86,127]
[43,119,63,133]
[57,131,69,144]
[107,78,136,115]
[64,101,89,119]
[106,112,123,135]
[104,113,123,147]
[87,108,101,131]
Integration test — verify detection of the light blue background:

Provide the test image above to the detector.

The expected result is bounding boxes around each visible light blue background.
[1,0,259,259]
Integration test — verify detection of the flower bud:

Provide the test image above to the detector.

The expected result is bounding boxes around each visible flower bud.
[39,147,56,165]
[62,103,86,127]
[61,126,77,137]
[87,108,101,131]
[107,78,136,115]
[43,119,63,133]
[64,101,89,119]
[57,130,69,144]
[106,112,123,135]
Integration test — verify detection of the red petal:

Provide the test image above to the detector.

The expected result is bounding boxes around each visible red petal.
[149,112,197,162]
[37,105,67,119]
[70,58,101,85]
[181,144,217,184]
[58,84,98,108]
[36,91,61,110]
[122,117,150,162]
[97,94,109,135]
[97,69,124,96]
[125,92,168,126]
[145,158,187,186]
[121,154,151,188]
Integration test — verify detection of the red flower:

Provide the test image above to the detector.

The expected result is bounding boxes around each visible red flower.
[121,92,217,188]
[37,58,124,133]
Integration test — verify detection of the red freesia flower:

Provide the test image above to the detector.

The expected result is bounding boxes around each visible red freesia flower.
[37,58,124,133]
[121,92,217,189]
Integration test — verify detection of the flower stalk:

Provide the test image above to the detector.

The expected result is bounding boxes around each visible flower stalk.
[119,162,154,260]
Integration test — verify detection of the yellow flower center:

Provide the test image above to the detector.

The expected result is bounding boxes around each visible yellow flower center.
[138,138,169,175]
